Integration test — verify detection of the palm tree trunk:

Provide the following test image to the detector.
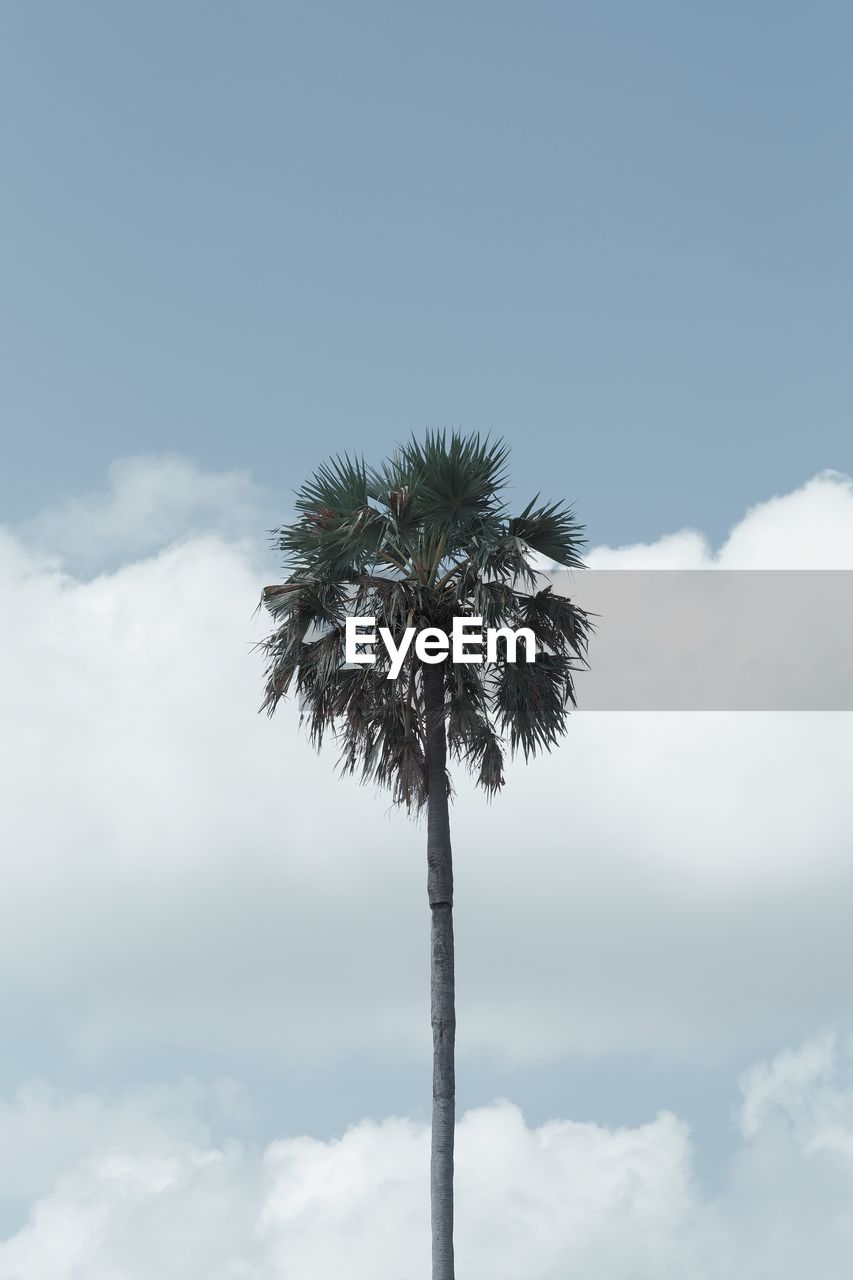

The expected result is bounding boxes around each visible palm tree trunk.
[423,660,455,1280]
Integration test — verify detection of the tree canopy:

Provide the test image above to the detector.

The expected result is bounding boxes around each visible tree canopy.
[260,431,591,808]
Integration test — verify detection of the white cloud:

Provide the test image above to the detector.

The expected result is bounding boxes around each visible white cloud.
[1,461,853,1075]
[585,528,711,569]
[14,455,268,576]
[737,1033,838,1140]
[717,470,853,569]
[4,459,853,1270]
[4,1035,853,1277]
[0,1077,248,1203]
[586,469,853,569]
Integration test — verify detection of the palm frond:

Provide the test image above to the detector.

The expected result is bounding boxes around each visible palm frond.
[260,431,588,808]
[507,496,586,568]
[494,652,576,758]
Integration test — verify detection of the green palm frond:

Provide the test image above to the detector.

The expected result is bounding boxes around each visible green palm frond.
[507,496,586,568]
[520,586,593,657]
[293,452,371,518]
[398,431,510,530]
[260,432,590,809]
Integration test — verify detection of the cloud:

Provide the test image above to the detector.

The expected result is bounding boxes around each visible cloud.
[4,1035,853,1277]
[0,1077,248,1205]
[3,458,853,1270]
[1,461,853,1080]
[585,469,853,569]
[737,1033,838,1140]
[14,454,270,576]
[585,528,711,570]
[717,470,853,569]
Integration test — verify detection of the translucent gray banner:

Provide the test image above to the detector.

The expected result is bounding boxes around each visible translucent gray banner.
[548,570,853,710]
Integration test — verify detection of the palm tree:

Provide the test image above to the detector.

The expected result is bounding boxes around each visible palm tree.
[259,431,589,1279]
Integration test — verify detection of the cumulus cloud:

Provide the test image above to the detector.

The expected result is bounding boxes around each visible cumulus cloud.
[14,454,271,576]
[3,1035,853,1277]
[585,528,711,570]
[585,470,853,569]
[3,457,853,1271]
[1,460,853,1078]
[0,1077,249,1206]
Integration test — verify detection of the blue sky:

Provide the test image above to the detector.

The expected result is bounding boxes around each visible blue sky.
[3,6,853,1275]
[3,1,852,545]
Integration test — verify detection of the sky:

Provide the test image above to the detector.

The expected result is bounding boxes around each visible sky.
[2,1,853,545]
[2,4,853,1276]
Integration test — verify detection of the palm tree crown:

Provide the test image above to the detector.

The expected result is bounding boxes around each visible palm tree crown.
[260,431,591,806]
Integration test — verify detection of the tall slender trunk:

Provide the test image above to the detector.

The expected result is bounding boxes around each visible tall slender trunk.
[423,660,455,1280]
